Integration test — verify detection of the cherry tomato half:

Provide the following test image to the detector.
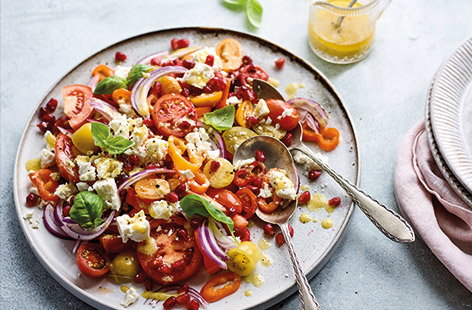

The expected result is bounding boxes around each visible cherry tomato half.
[137,217,202,285]
[200,272,241,303]
[266,99,300,131]
[233,169,254,187]
[235,188,257,219]
[61,84,93,130]
[206,188,243,213]
[237,65,269,87]
[76,243,110,278]
[54,133,80,183]
[29,169,59,202]
[152,94,197,138]
[99,234,128,254]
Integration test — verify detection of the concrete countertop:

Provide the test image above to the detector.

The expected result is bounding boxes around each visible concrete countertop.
[1,0,471,309]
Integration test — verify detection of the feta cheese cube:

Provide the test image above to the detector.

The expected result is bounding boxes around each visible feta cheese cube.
[120,286,139,307]
[180,63,215,89]
[180,169,195,180]
[185,128,219,160]
[94,157,123,180]
[190,47,223,70]
[76,182,93,192]
[226,96,241,105]
[39,148,55,168]
[234,157,256,170]
[116,210,150,242]
[93,178,121,210]
[114,65,132,79]
[148,200,180,220]
[75,155,97,181]
[258,182,273,198]
[253,99,270,118]
[144,137,168,164]
[292,150,326,171]
[54,183,78,200]
[132,125,148,149]
[267,169,297,200]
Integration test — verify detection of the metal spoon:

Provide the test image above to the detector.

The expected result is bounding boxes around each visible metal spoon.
[334,0,358,28]
[252,78,415,243]
[234,136,322,310]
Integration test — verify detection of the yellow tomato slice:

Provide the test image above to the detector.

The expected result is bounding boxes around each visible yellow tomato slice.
[216,39,243,71]
[235,101,254,127]
[190,91,223,107]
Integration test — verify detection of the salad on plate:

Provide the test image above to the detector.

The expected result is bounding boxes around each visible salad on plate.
[23,37,341,309]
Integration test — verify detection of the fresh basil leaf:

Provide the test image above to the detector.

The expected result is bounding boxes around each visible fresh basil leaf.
[105,136,134,155]
[203,105,235,131]
[246,0,263,28]
[223,0,246,10]
[91,122,111,148]
[94,76,127,95]
[126,64,154,88]
[69,191,105,229]
[180,194,234,233]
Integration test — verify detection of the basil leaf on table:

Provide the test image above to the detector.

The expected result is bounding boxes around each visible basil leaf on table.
[245,0,263,28]
[126,64,154,88]
[203,105,235,131]
[91,122,134,154]
[105,136,135,155]
[223,0,247,10]
[94,76,127,95]
[69,191,105,229]
[180,194,235,234]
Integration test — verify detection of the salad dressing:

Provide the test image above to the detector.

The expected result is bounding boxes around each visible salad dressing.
[258,238,271,251]
[261,253,272,267]
[244,272,264,287]
[321,218,334,229]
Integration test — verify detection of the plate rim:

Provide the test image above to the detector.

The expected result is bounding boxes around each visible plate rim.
[429,36,472,193]
[13,26,360,310]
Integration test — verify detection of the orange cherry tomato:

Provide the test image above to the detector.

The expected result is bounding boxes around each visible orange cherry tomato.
[200,272,241,303]
[125,188,154,210]
[190,91,223,107]
[112,88,132,104]
[134,178,170,200]
[214,79,231,110]
[99,234,128,254]
[188,171,210,194]
[216,39,243,72]
[92,65,114,81]
[29,169,59,202]
[196,107,212,118]
[206,188,243,213]
[76,243,110,278]
[235,101,253,127]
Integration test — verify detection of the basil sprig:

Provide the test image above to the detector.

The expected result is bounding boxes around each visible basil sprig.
[203,105,235,131]
[126,64,154,88]
[69,191,105,229]
[91,122,134,155]
[180,194,235,234]
[94,76,127,95]
[222,0,263,28]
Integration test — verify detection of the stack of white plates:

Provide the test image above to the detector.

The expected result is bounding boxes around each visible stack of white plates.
[426,36,472,208]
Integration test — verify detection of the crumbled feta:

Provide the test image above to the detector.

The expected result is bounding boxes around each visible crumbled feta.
[23,210,34,220]
[143,137,168,164]
[93,178,121,210]
[180,169,195,180]
[253,99,270,118]
[119,103,133,116]
[180,63,215,89]
[234,157,256,170]
[54,183,78,200]
[278,108,293,119]
[94,157,123,179]
[75,155,97,181]
[76,182,93,192]
[264,117,272,125]
[148,200,180,220]
[29,186,39,195]
[39,148,55,168]
[120,286,139,307]
[267,169,297,200]
[275,123,280,130]
[190,47,223,70]
[132,125,148,149]
[116,210,150,243]
[114,65,132,79]
[109,114,143,139]
[185,128,219,160]
[227,96,241,105]
[23,211,39,229]
[259,182,272,198]
[50,172,60,181]
[292,150,326,171]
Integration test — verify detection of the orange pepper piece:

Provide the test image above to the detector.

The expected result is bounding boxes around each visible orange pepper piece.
[167,136,201,173]
[188,171,210,194]
[235,101,253,127]
[190,91,223,107]
[29,169,59,202]
[92,65,114,81]
[303,124,340,151]
[214,79,231,110]
[200,272,241,303]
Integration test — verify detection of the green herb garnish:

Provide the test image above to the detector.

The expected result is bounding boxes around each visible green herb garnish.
[94,76,128,95]
[69,191,105,229]
[91,122,134,155]
[222,0,263,28]
[126,64,155,88]
[203,105,235,131]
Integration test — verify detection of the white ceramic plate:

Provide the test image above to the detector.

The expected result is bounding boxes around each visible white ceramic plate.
[429,37,472,195]
[14,27,359,310]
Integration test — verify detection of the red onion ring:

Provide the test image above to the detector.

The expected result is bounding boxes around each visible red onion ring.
[197,220,227,270]
[211,132,230,160]
[203,220,227,260]
[87,75,100,91]
[117,168,175,193]
[88,98,121,121]
[72,239,83,254]
[288,97,329,129]
[43,205,71,239]
[136,51,169,65]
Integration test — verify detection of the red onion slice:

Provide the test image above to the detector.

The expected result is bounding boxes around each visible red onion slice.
[87,75,100,91]
[88,98,121,121]
[43,205,71,239]
[59,211,115,241]
[72,239,83,254]
[209,219,237,250]
[131,66,187,118]
[211,132,229,159]
[117,168,175,193]
[136,51,169,65]
[203,221,227,260]
[288,97,329,128]
[197,221,227,270]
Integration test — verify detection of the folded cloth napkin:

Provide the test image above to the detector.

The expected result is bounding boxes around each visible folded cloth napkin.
[395,121,472,292]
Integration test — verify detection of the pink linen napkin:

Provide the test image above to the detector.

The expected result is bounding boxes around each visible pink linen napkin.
[394,121,472,292]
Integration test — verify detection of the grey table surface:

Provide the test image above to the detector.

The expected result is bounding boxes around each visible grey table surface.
[1,0,472,309]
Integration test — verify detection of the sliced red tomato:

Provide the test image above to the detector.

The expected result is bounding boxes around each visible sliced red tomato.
[235,188,257,219]
[99,234,129,254]
[29,169,59,202]
[152,94,197,137]
[54,133,79,183]
[206,188,243,213]
[76,243,110,278]
[137,216,202,284]
[61,84,93,130]
[266,99,300,131]
[194,231,221,275]
[214,78,231,109]
[200,272,241,303]
[125,188,154,211]
[231,214,249,230]
[237,65,269,87]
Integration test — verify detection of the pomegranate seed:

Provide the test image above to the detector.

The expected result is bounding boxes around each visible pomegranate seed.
[178,39,190,49]
[246,115,259,127]
[207,77,226,92]
[166,192,179,203]
[158,264,173,275]
[134,272,146,283]
[171,38,180,50]
[308,170,322,181]
[298,191,311,205]
[128,155,140,166]
[176,229,188,240]
[163,296,177,309]
[144,279,153,291]
[210,160,221,172]
[181,87,190,97]
[143,118,154,127]
[328,197,341,207]
[62,205,71,217]
[275,58,285,69]
[205,55,215,67]
[282,132,293,146]
[172,259,187,271]
[202,85,213,94]
[175,183,188,197]
[263,223,275,236]
[186,299,199,310]
[242,55,253,65]
[276,225,294,246]
[115,51,127,62]
[177,284,190,293]
[37,122,48,133]
[150,56,162,66]
[38,107,55,123]
[26,193,39,207]
[182,59,195,69]
[45,98,58,113]
[123,163,132,172]
[176,293,190,305]
[255,150,266,162]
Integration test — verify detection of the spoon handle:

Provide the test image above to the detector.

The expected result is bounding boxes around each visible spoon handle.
[292,145,415,243]
[279,223,322,310]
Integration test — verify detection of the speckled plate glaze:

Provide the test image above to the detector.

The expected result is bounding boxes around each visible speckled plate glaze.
[428,37,472,195]
[14,27,359,310]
